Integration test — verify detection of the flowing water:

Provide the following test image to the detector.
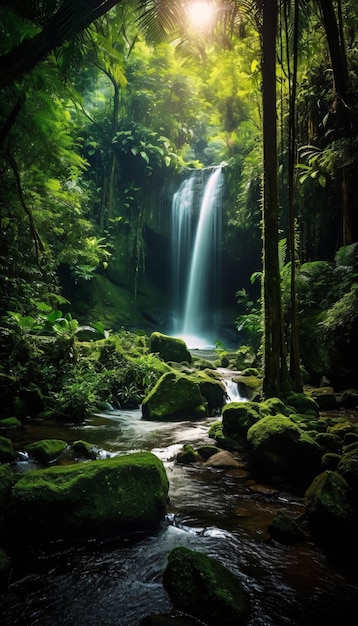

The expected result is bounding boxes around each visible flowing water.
[1,393,357,626]
[171,167,223,349]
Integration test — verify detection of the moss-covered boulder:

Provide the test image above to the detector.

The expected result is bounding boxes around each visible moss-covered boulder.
[268,510,306,545]
[232,374,262,401]
[310,387,338,410]
[222,401,261,441]
[0,417,21,429]
[149,332,192,364]
[163,547,250,626]
[188,372,226,412]
[304,470,354,551]
[338,388,358,409]
[24,439,68,463]
[142,372,206,420]
[8,452,169,541]
[259,397,291,417]
[72,439,103,460]
[247,415,321,489]
[286,392,320,416]
[0,436,16,463]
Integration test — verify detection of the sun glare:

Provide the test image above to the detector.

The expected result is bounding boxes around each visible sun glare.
[188,1,216,29]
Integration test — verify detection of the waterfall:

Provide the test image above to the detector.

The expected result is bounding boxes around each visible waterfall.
[171,166,223,348]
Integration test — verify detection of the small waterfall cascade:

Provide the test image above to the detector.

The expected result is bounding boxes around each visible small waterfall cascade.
[171,166,224,348]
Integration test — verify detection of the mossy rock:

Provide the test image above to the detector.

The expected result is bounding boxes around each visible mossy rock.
[338,388,358,409]
[337,447,358,494]
[304,470,354,550]
[163,547,250,626]
[247,415,321,489]
[142,372,206,420]
[8,452,169,541]
[232,375,262,401]
[286,392,320,416]
[149,332,192,364]
[314,432,341,454]
[310,387,338,410]
[176,444,200,464]
[0,436,16,463]
[327,421,354,440]
[268,510,306,545]
[222,401,261,440]
[188,372,226,411]
[72,439,103,460]
[24,439,68,463]
[259,397,292,417]
[0,417,21,429]
[197,445,220,460]
[208,420,242,451]
[0,464,16,508]
[321,453,341,471]
[235,345,256,370]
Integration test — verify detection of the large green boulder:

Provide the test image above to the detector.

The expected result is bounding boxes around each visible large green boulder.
[142,372,206,420]
[149,332,192,364]
[163,547,250,626]
[8,452,169,541]
[247,415,321,489]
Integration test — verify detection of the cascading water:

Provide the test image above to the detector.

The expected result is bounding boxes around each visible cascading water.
[171,166,224,348]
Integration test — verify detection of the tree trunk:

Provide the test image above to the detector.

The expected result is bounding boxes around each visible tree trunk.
[261,0,289,398]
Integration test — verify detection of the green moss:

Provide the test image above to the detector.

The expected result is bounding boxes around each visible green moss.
[0,436,16,463]
[0,417,21,429]
[11,452,169,539]
[149,332,192,364]
[142,372,206,420]
[222,402,261,438]
[72,439,101,460]
[163,547,250,626]
[176,444,200,464]
[286,392,320,416]
[0,464,16,507]
[24,439,68,463]
[260,397,291,417]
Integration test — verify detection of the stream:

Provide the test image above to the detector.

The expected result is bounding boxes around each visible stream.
[1,403,357,625]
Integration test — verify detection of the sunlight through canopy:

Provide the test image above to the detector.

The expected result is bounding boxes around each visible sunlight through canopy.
[187,1,217,29]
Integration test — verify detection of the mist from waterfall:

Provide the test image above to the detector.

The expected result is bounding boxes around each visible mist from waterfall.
[171,166,223,348]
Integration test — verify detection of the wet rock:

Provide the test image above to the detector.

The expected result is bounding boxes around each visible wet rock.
[222,401,261,439]
[268,510,306,545]
[310,387,338,410]
[338,388,358,409]
[176,445,200,464]
[304,470,354,553]
[247,415,321,490]
[8,452,169,542]
[188,372,226,412]
[24,439,68,463]
[196,445,220,460]
[149,332,192,364]
[140,612,206,626]
[163,547,250,626]
[142,372,206,420]
[204,450,242,468]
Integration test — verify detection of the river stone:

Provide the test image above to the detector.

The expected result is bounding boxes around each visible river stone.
[204,450,242,468]
[149,332,192,364]
[24,439,68,463]
[142,372,206,420]
[163,547,250,626]
[9,452,169,541]
[247,414,322,489]
[304,470,354,551]
[268,510,306,545]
